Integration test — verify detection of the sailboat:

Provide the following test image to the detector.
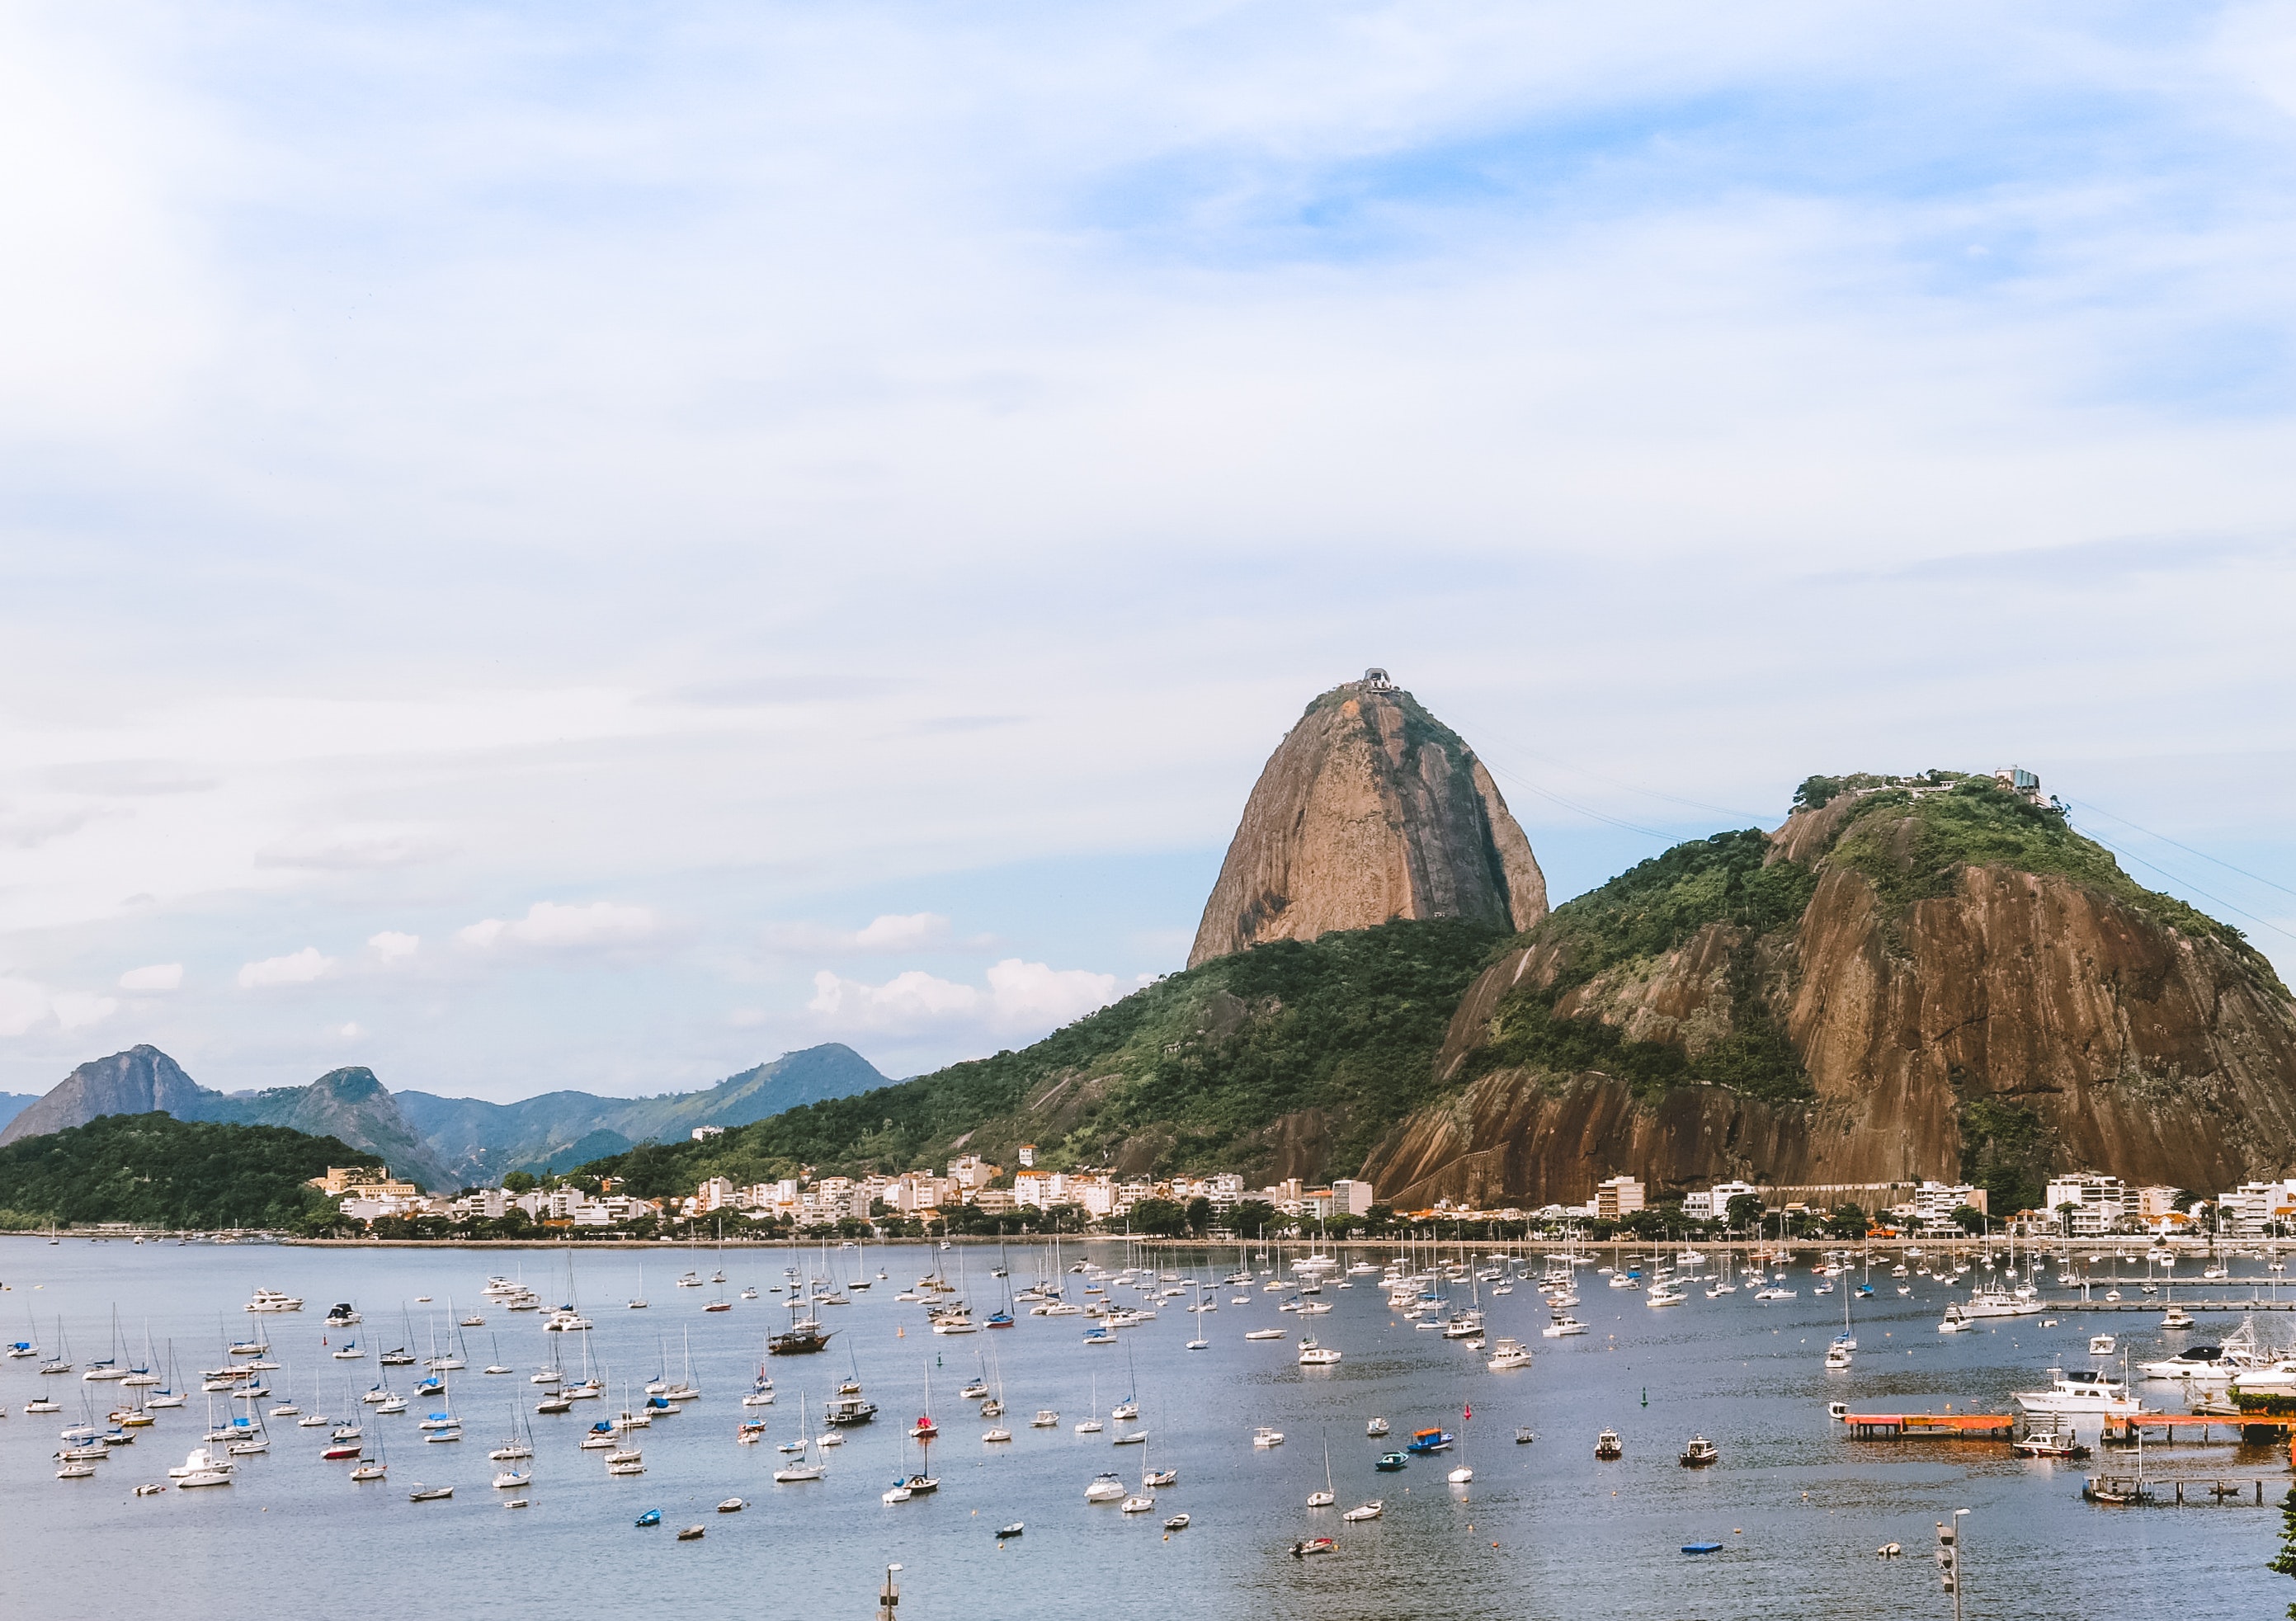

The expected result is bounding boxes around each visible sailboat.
[297,1364,330,1425]
[1074,1372,1104,1435]
[743,1336,777,1407]
[148,1340,186,1408]
[771,1394,825,1482]
[629,1263,648,1311]
[1307,1433,1336,1508]
[899,1361,942,1493]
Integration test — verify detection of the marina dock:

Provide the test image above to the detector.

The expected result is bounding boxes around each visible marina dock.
[1842,1413,2016,1440]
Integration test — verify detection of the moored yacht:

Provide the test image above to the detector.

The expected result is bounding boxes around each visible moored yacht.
[2014,1369,2143,1416]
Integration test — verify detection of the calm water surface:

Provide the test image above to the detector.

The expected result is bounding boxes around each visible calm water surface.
[1,1239,2284,1620]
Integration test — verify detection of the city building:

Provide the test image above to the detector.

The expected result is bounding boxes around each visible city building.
[1683,1180,1760,1220]
[309,1165,420,1199]
[1596,1176,1646,1220]
[2044,1173,2128,1235]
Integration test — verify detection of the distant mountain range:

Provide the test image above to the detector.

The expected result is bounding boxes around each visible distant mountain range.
[0,1094,37,1132]
[0,1042,889,1190]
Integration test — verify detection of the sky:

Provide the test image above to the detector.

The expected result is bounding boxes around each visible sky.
[2,2,2294,1101]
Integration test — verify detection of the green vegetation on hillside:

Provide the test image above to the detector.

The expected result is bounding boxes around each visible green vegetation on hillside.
[1823,778,2270,971]
[587,919,1503,1197]
[1528,828,1817,997]
[1452,827,1817,1105]
[0,1113,354,1230]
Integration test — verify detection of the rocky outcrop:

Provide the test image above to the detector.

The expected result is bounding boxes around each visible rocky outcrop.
[1190,673,1546,967]
[0,1046,210,1147]
[1365,791,2296,1208]
[202,1067,455,1191]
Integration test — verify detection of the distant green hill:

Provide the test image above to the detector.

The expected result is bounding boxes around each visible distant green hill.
[586,919,1503,1200]
[0,1113,356,1230]
[395,1043,890,1183]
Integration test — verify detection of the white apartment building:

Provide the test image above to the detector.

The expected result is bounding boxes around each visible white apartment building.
[1683,1180,1761,1220]
[1912,1181,1986,1228]
[2219,1180,2296,1237]
[1328,1179,1375,1218]
[2044,1173,2129,1235]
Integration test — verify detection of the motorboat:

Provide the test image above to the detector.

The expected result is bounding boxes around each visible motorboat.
[1084,1472,1127,1502]
[1595,1429,1623,1459]
[1680,1435,1718,1467]
[1289,1537,1337,1557]
[408,1484,453,1501]
[2016,1425,2090,1459]
[1365,1416,1389,1438]
[1824,1343,1854,1370]
[1959,1284,2041,1319]
[1342,1501,1383,1521]
[2089,1334,2117,1358]
[243,1289,303,1313]
[1406,1428,1452,1454]
[2014,1369,2143,1416]
[1542,1314,1587,1338]
[1244,1328,1286,1341]
[1298,1339,1342,1367]
[1163,1513,1190,1530]
[1374,1451,1407,1471]
[1937,1304,1972,1334]
[1486,1338,1533,1371]
[1253,1426,1285,1449]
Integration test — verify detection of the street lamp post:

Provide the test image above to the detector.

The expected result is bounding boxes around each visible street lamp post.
[1936,1508,1969,1621]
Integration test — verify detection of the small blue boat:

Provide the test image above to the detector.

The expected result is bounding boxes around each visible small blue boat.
[1682,1542,1723,1555]
[635,1509,662,1528]
[1406,1428,1454,1454]
[1374,1451,1408,1472]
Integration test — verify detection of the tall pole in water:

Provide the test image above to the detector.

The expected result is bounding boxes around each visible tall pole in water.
[877,1562,902,1621]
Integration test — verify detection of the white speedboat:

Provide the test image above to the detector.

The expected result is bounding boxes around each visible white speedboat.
[1252,1425,1284,1449]
[1297,1339,1342,1367]
[1084,1472,1127,1502]
[243,1289,303,1313]
[1486,1338,1533,1371]
[1542,1315,1587,1338]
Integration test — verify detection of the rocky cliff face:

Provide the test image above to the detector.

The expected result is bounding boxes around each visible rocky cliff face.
[1363,780,2296,1209]
[204,1067,456,1191]
[1190,674,1546,968]
[0,1046,210,1147]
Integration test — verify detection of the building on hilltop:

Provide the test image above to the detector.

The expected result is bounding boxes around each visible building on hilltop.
[309,1165,419,1199]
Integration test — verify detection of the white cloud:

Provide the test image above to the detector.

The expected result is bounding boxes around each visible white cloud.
[238,946,336,987]
[119,962,183,991]
[50,992,117,1030]
[331,1020,362,1039]
[0,978,118,1034]
[0,979,51,1036]
[457,901,658,950]
[809,957,1120,1039]
[762,913,973,955]
[368,931,421,963]
[851,912,951,951]
[257,825,452,869]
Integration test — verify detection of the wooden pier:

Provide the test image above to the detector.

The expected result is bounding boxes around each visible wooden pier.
[2083,1474,2279,1507]
[1842,1412,2016,1440]
[2104,1413,2294,1444]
